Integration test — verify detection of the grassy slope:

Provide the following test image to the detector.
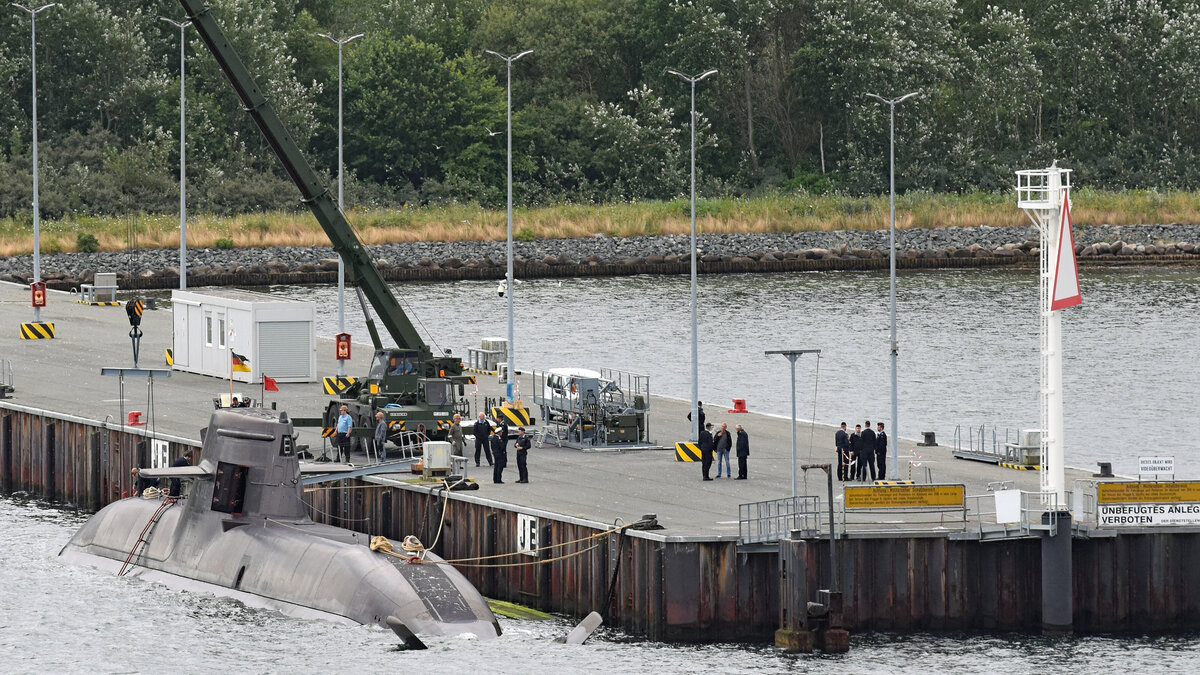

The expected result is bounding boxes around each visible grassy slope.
[2,189,1197,256]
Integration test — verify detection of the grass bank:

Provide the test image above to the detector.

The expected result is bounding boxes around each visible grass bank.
[2,189,1198,256]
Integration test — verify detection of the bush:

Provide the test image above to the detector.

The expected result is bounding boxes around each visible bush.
[515,225,535,242]
[214,237,235,249]
[75,233,100,252]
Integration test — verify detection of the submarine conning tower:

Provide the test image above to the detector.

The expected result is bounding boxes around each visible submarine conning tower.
[192,408,309,522]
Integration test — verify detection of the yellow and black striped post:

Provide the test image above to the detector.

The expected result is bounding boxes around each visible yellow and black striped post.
[165,348,174,366]
[490,406,532,427]
[674,442,700,462]
[999,462,1040,471]
[20,322,55,339]
[322,376,356,395]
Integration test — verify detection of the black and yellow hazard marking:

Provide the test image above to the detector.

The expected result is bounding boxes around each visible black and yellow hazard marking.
[491,406,531,426]
[388,421,406,431]
[76,300,121,306]
[322,376,356,395]
[165,348,174,366]
[674,442,700,462]
[874,480,915,485]
[1000,462,1040,471]
[128,299,144,317]
[466,367,497,375]
[321,428,336,438]
[465,376,477,384]
[20,322,55,339]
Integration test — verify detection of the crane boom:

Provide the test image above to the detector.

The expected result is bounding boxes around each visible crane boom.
[177,0,426,354]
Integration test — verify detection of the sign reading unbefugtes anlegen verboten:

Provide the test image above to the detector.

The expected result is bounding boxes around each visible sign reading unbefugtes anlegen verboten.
[1097,481,1200,527]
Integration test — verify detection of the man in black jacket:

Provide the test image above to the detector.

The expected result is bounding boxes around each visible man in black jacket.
[735,424,750,479]
[168,451,192,497]
[858,421,877,482]
[514,426,532,483]
[472,412,493,467]
[699,422,715,481]
[875,422,888,480]
[490,429,507,484]
[835,423,850,481]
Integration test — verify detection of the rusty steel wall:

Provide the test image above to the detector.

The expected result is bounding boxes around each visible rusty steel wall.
[302,481,778,641]
[783,533,1200,633]
[782,536,1043,631]
[0,408,198,509]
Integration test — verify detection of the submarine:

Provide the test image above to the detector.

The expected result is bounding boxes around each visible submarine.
[59,407,499,647]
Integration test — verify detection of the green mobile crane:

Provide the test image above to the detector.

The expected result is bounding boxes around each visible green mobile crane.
[177,0,473,449]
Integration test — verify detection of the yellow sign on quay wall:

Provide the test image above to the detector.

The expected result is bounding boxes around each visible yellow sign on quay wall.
[844,484,965,509]
[1097,481,1200,504]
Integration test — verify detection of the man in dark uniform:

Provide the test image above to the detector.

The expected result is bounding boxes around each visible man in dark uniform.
[849,425,861,480]
[699,422,715,481]
[472,412,492,467]
[875,422,888,480]
[130,467,158,496]
[858,421,877,482]
[490,429,507,484]
[835,423,850,481]
[735,424,750,479]
[168,451,192,497]
[514,427,532,483]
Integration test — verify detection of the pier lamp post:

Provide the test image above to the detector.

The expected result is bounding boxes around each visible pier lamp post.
[160,17,191,290]
[865,91,918,479]
[485,48,533,403]
[318,31,364,378]
[766,349,821,497]
[12,2,57,322]
[668,67,718,441]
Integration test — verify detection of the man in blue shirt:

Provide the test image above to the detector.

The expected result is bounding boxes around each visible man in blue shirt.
[335,405,353,462]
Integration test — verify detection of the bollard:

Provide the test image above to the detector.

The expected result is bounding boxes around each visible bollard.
[1041,511,1073,635]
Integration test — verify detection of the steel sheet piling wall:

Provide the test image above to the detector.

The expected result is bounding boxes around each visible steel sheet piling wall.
[0,406,197,508]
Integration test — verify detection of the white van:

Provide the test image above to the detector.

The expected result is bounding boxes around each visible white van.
[541,368,602,421]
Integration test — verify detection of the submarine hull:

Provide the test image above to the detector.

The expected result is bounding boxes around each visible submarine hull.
[59,408,499,642]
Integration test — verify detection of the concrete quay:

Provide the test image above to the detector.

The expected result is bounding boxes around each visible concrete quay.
[0,280,1090,537]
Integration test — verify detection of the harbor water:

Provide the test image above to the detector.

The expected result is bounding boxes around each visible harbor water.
[275,266,1199,477]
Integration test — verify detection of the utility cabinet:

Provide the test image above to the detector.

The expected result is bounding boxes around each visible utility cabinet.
[170,289,317,383]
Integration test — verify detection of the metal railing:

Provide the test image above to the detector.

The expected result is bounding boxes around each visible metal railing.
[964,489,1062,537]
[739,495,821,544]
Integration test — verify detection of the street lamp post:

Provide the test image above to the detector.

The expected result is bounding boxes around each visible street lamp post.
[485,48,533,403]
[160,17,191,290]
[12,2,57,322]
[319,32,364,378]
[668,67,717,441]
[865,91,918,479]
[766,349,821,497]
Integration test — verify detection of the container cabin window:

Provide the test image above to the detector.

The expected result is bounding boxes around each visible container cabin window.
[205,312,214,346]
[217,315,226,348]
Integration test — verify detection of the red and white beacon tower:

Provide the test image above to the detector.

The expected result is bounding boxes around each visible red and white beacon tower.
[1017,163,1082,506]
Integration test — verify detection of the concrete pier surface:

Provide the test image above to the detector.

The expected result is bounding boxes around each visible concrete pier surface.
[1,281,1092,535]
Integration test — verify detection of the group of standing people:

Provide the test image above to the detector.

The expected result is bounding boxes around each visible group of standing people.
[471,412,532,484]
[689,402,751,481]
[834,420,888,482]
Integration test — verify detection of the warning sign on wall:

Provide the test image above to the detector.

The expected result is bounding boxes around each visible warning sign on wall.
[1097,481,1200,504]
[844,484,965,509]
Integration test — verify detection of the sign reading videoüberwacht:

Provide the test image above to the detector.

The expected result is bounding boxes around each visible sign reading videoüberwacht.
[1097,481,1200,527]
[844,484,965,509]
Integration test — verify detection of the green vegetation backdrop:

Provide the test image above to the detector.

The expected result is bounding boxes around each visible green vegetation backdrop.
[2,0,1199,221]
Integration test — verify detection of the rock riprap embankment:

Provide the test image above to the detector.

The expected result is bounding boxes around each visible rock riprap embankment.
[5,223,1200,287]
